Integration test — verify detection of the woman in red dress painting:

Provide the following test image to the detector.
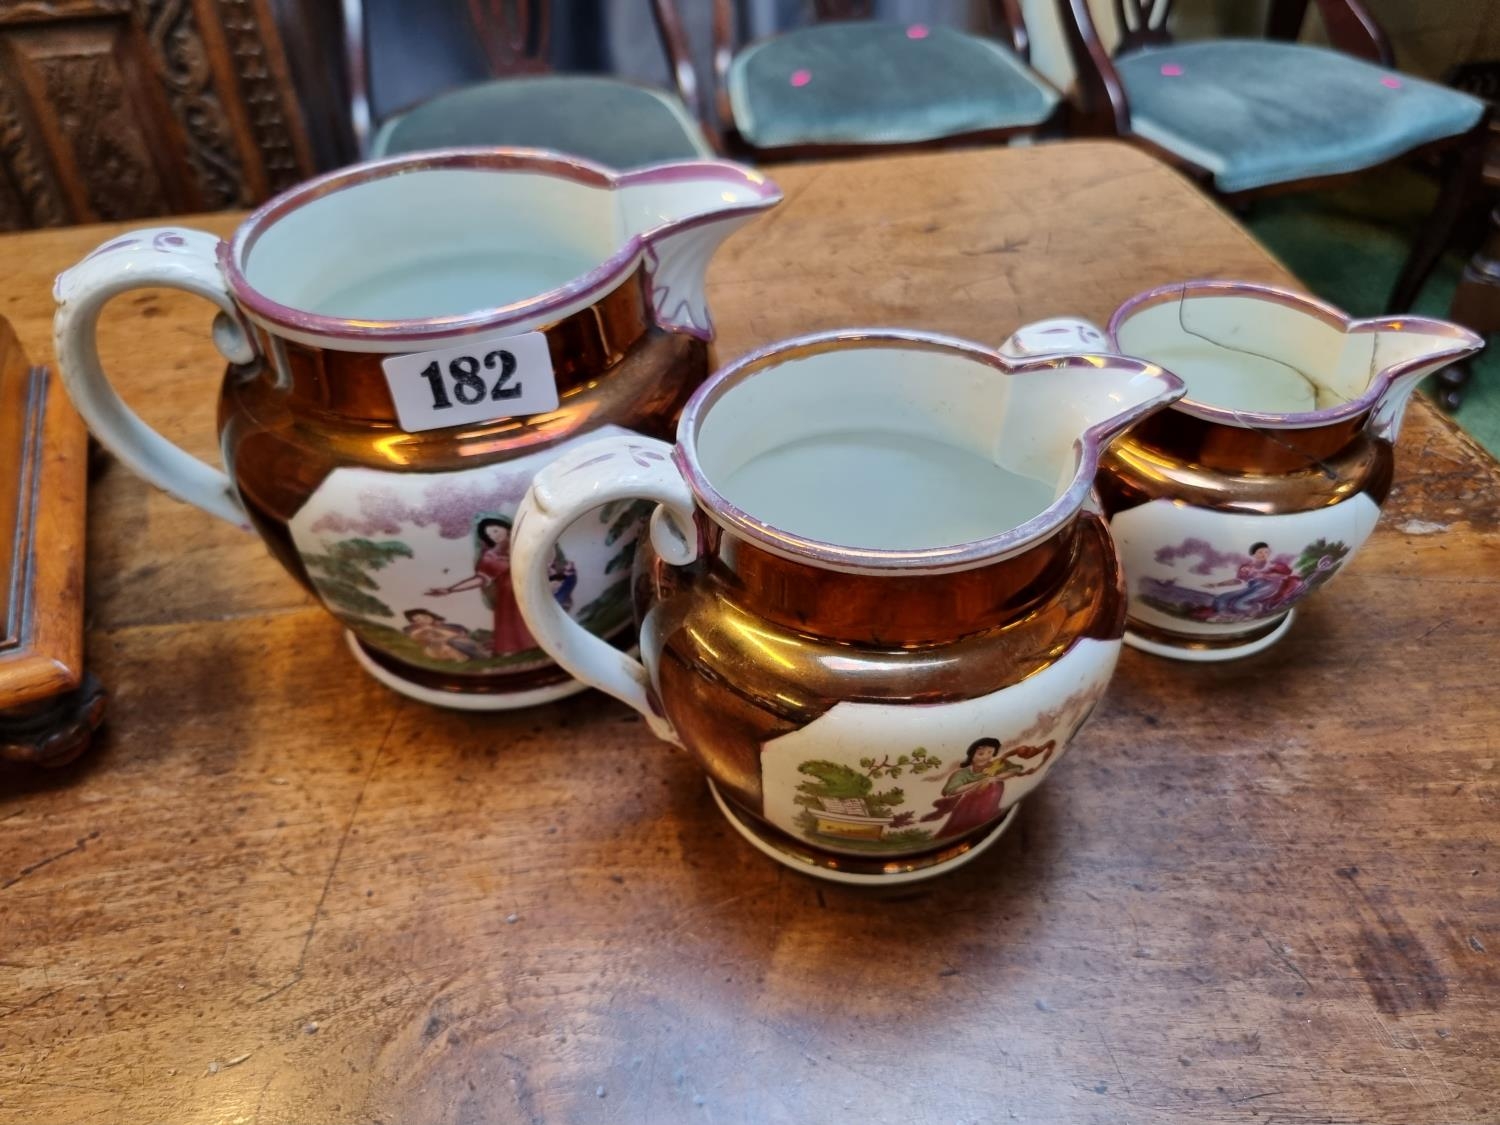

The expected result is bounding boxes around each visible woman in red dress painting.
[1209,542,1305,618]
[425,516,536,656]
[920,737,1057,839]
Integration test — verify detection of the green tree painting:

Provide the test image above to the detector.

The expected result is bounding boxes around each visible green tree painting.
[793,749,945,850]
[794,749,943,821]
[795,760,909,819]
[1294,538,1350,580]
[301,538,413,620]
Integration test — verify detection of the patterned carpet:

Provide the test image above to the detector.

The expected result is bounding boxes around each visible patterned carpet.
[1244,168,1498,458]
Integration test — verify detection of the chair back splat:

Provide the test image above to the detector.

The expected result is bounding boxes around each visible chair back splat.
[466,0,552,76]
[352,0,713,167]
[1112,0,1174,52]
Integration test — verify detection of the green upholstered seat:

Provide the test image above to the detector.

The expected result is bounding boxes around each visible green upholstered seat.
[728,22,1058,150]
[372,75,712,168]
[1117,41,1485,194]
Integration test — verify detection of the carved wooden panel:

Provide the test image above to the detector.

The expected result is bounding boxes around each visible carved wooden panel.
[0,0,313,230]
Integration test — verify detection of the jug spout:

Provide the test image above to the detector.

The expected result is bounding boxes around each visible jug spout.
[997,318,1185,491]
[617,161,781,339]
[1364,317,1483,439]
[1003,353,1187,460]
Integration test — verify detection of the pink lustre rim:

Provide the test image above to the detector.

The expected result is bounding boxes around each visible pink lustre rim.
[218,147,781,345]
[673,329,1185,576]
[1107,280,1484,430]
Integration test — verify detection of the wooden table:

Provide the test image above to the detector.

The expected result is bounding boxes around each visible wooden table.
[3,142,1498,1125]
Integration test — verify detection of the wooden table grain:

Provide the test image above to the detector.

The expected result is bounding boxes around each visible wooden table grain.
[3,142,1498,1125]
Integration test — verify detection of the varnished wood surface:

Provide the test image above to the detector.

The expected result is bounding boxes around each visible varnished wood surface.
[0,318,90,721]
[2,142,1499,1124]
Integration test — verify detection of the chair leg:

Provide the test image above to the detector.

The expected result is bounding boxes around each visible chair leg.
[1387,134,1485,313]
[1436,200,1500,411]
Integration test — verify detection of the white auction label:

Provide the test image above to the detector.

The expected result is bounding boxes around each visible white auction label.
[381,331,559,433]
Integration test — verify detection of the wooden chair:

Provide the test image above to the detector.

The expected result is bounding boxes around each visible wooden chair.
[346,0,713,168]
[1429,64,1500,410]
[1058,0,1491,315]
[673,1,1061,160]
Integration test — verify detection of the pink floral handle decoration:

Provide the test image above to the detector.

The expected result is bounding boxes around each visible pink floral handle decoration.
[998,317,1108,360]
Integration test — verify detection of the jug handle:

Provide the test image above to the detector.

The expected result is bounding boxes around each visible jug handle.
[54,227,257,528]
[511,435,697,746]
[997,316,1109,359]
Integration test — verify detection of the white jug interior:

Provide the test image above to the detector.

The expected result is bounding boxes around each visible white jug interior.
[241,169,621,319]
[1114,293,1383,415]
[693,344,1131,552]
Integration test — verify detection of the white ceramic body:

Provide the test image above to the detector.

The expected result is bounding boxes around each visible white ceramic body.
[1108,494,1383,660]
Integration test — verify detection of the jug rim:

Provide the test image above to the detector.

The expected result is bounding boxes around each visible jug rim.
[674,328,1182,576]
[218,147,779,346]
[1108,279,1484,430]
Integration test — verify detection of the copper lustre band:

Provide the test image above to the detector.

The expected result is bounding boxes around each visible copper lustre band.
[263,268,654,422]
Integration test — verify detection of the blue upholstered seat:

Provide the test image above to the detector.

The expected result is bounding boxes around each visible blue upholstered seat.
[372,75,712,168]
[1117,41,1485,193]
[728,22,1058,150]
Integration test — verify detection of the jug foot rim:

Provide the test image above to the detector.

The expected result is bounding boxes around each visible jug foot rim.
[708,780,1018,886]
[345,630,589,711]
[1124,610,1295,663]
